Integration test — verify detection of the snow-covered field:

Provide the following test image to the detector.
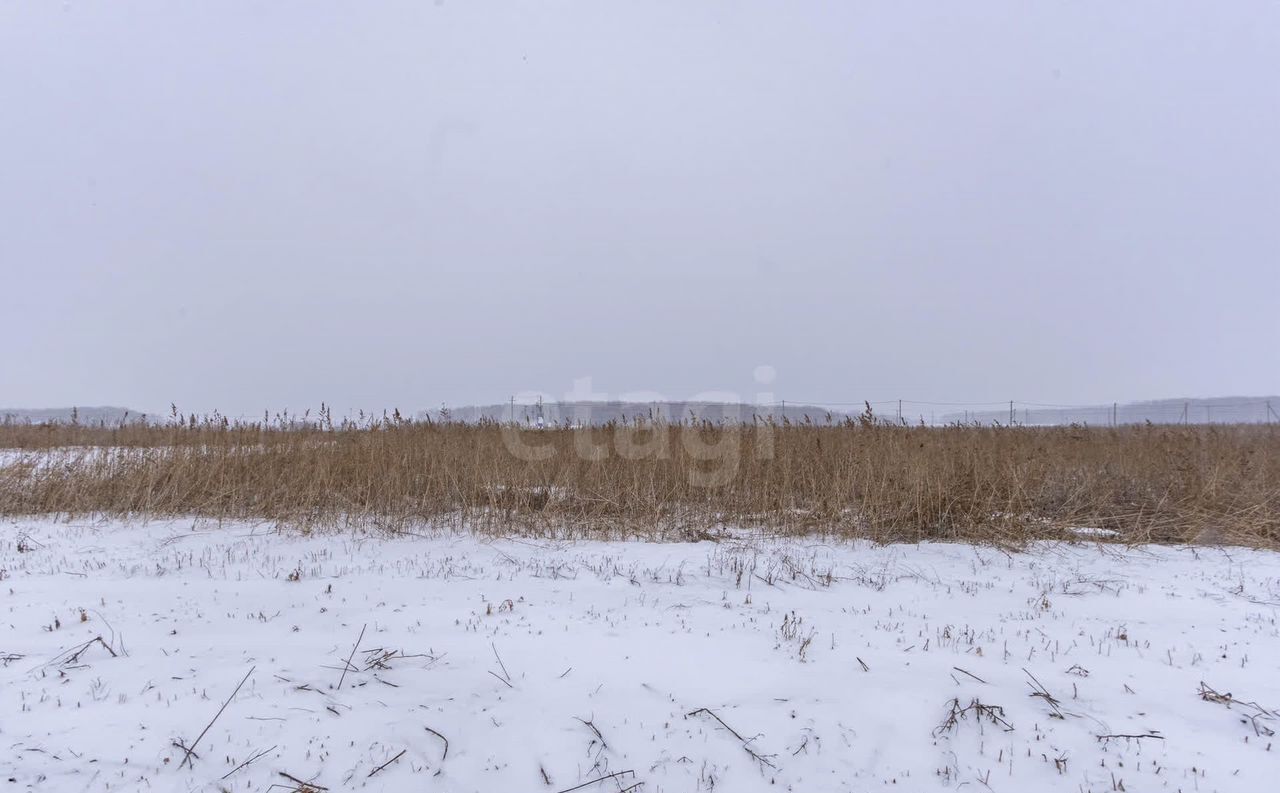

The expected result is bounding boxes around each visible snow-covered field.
[2,519,1278,792]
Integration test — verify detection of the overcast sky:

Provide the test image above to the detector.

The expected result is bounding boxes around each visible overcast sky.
[2,1,1277,417]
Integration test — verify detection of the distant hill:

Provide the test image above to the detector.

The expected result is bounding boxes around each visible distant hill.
[421,396,1279,427]
[416,401,843,426]
[940,396,1280,426]
[0,406,150,426]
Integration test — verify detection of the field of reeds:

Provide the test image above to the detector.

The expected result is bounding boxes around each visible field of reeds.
[1,410,1277,546]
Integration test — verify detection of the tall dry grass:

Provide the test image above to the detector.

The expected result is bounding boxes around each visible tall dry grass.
[1,411,1276,546]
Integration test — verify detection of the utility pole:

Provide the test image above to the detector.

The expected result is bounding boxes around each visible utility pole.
[510,395,515,425]
[897,399,902,423]
[1112,402,1118,427]
[1009,400,1014,425]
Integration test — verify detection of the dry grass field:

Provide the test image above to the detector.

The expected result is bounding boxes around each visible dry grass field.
[2,411,1276,546]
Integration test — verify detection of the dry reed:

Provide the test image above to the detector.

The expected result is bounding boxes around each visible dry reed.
[1,411,1276,546]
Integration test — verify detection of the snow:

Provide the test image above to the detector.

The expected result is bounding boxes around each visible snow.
[1068,527,1122,539]
[2,519,1278,792]
[0,447,144,474]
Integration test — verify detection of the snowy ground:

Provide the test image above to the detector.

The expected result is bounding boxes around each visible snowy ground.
[2,519,1278,792]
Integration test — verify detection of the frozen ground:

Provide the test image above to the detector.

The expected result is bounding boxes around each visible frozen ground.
[2,519,1278,792]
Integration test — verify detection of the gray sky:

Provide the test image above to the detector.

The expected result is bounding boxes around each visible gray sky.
[2,1,1277,418]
